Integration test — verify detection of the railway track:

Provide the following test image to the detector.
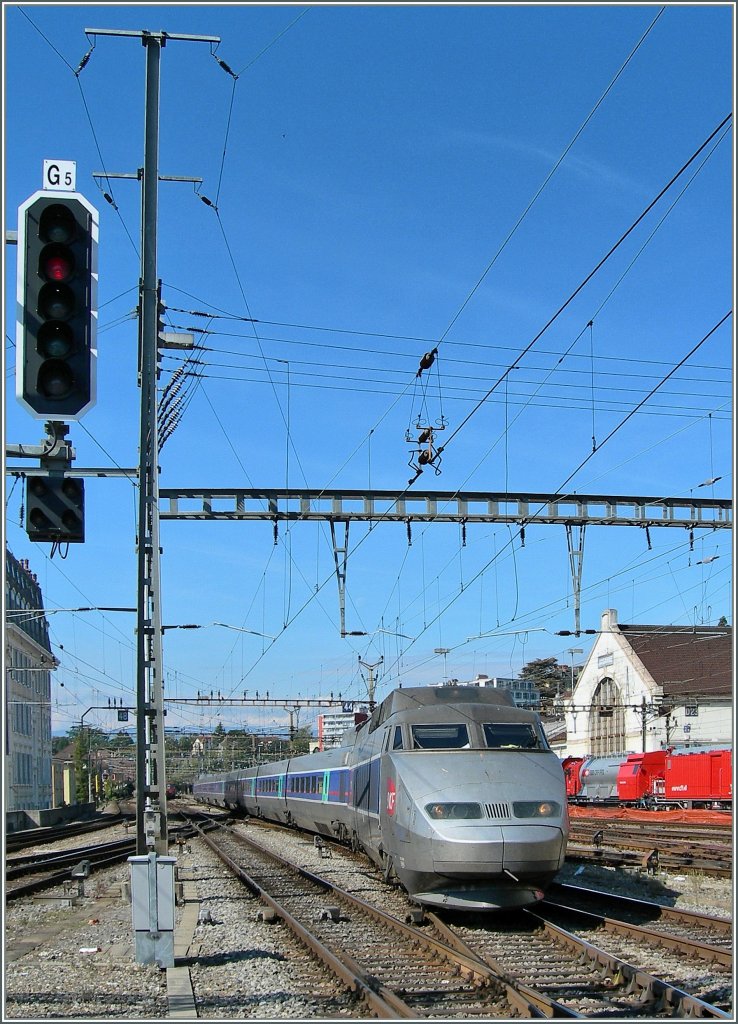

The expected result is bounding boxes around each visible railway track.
[547,881,732,953]
[5,822,199,902]
[567,821,732,876]
[533,900,731,996]
[5,814,131,854]
[426,909,731,1019]
[188,817,730,1018]
[189,818,571,1018]
[6,838,137,881]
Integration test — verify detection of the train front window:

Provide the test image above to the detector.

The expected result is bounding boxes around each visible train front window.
[484,723,543,750]
[411,724,469,749]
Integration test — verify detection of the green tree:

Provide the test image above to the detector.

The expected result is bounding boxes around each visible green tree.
[73,732,88,803]
[519,657,568,700]
[52,735,70,755]
[292,725,312,755]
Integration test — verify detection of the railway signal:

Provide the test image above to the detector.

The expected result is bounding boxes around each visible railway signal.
[25,475,85,543]
[16,191,98,420]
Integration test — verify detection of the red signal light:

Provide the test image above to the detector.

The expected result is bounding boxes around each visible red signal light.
[44,254,72,281]
[40,244,74,283]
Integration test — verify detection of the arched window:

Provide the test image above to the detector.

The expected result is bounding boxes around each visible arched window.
[588,677,625,755]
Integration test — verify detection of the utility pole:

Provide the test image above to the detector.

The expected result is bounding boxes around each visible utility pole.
[85,26,217,858]
[135,29,167,860]
[80,708,95,806]
[565,648,583,702]
[641,697,648,752]
[85,25,219,968]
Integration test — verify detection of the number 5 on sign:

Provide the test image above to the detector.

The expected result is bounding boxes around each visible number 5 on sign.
[43,160,76,191]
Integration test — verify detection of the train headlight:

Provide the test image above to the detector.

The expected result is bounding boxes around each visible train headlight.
[513,800,561,818]
[425,802,482,820]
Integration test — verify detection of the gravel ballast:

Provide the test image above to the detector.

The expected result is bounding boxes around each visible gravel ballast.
[4,818,733,1019]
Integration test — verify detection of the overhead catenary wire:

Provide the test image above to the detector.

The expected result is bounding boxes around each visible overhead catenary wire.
[430,5,667,353]
[433,113,733,467]
[163,290,731,375]
[384,539,731,689]
[227,307,731,690]
[162,361,729,422]
[159,343,730,405]
[172,4,675,528]
[16,9,139,255]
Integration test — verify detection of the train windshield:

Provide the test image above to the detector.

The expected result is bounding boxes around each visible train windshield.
[483,723,544,750]
[411,724,470,749]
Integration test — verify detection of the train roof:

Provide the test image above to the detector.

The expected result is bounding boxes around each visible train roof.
[380,685,516,714]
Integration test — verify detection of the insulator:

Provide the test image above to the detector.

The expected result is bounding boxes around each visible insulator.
[418,427,432,444]
[75,50,92,76]
[416,348,437,377]
[418,450,431,465]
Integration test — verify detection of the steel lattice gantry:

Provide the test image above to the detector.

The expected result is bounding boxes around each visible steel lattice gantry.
[158,488,730,526]
[158,488,731,636]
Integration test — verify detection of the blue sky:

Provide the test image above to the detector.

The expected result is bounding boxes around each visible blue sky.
[3,3,733,741]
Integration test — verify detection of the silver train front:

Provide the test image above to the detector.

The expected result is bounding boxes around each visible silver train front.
[194,685,569,911]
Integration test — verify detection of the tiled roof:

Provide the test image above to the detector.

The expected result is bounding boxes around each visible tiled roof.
[52,742,77,762]
[619,624,732,699]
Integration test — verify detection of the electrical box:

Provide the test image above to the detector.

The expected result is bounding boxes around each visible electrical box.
[128,852,176,967]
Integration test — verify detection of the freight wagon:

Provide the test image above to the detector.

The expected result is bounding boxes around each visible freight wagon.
[564,748,732,810]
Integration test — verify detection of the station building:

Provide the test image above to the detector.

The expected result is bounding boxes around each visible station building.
[564,608,732,757]
[5,549,56,812]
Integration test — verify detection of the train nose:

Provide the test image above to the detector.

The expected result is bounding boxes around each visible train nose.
[431,828,503,874]
[431,825,564,876]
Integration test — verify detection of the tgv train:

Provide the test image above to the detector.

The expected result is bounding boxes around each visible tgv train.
[193,685,569,910]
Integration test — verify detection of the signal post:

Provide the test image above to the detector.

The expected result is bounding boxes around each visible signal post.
[82,24,219,970]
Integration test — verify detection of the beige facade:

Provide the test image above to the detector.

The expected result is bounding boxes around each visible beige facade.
[564,608,732,758]
[5,551,56,812]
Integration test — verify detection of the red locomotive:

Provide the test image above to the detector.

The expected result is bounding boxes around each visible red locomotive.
[562,748,731,810]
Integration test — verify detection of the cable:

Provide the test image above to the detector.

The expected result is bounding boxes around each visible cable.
[235,7,311,76]
[555,313,731,496]
[363,313,732,677]
[433,6,667,350]
[435,114,733,464]
[161,343,730,404]
[164,289,731,374]
[168,364,729,421]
